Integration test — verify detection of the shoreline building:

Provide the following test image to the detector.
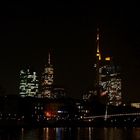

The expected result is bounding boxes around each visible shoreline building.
[95,28,122,106]
[19,69,39,97]
[41,52,54,98]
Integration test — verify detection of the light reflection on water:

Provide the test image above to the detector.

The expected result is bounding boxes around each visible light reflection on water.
[0,127,140,140]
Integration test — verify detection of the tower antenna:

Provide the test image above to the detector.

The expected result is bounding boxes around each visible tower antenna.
[48,52,51,65]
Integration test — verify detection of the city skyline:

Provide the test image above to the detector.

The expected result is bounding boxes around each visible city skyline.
[0,1,140,102]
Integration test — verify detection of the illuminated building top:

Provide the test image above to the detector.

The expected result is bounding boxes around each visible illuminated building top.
[42,52,54,86]
[41,52,54,98]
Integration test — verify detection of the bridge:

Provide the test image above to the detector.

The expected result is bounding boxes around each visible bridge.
[83,112,140,120]
[81,112,140,127]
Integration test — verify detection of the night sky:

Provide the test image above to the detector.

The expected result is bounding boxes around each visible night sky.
[0,1,140,102]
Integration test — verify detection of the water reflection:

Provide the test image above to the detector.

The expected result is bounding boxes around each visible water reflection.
[0,128,19,140]
[132,127,140,140]
[0,127,140,140]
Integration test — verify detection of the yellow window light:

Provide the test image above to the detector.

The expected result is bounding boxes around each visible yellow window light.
[105,57,111,61]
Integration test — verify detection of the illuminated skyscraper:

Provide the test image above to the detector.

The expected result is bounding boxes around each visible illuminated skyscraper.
[94,28,122,106]
[19,69,39,97]
[99,61,122,106]
[41,52,54,98]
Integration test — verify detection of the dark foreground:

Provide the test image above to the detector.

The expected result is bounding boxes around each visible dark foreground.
[0,127,140,140]
[1,116,140,128]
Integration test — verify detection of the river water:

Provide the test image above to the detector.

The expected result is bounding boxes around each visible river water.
[0,127,140,140]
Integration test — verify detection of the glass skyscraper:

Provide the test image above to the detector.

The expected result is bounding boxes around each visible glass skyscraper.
[19,69,39,97]
[99,62,122,106]
[95,28,122,106]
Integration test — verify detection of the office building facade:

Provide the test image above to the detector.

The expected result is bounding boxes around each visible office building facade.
[19,69,39,97]
[95,28,122,106]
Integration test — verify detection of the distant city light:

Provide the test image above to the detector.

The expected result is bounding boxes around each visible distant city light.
[105,57,111,61]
